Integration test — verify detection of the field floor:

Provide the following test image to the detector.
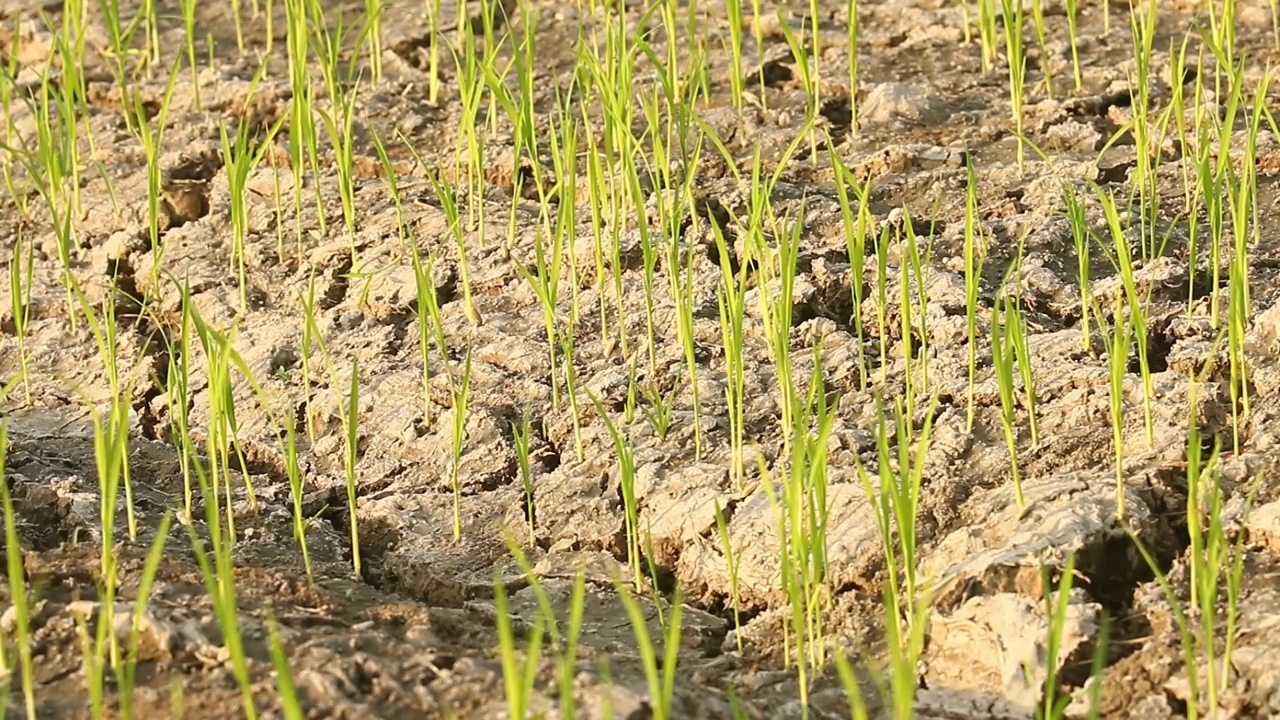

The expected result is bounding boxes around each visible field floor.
[5,0,1280,718]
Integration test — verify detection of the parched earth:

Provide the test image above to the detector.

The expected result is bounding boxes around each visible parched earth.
[5,0,1280,718]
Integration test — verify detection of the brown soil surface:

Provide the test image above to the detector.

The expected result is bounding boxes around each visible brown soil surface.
[5,0,1280,718]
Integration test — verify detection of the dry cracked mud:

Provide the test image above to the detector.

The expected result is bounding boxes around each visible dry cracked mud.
[5,0,1280,718]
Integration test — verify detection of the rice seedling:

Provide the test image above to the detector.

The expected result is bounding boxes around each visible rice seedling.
[116,514,172,719]
[284,0,327,240]
[713,500,743,652]
[725,0,746,110]
[831,144,872,390]
[963,159,987,429]
[852,394,937,720]
[187,500,257,720]
[314,15,364,257]
[1064,0,1083,91]
[899,205,935,405]
[343,356,363,575]
[69,271,142,542]
[512,409,537,543]
[711,215,750,488]
[178,0,201,108]
[425,0,444,103]
[590,391,643,589]
[449,349,474,542]
[423,170,481,328]
[776,11,818,152]
[990,295,1023,510]
[266,610,305,720]
[1095,188,1154,447]
[873,224,892,380]
[749,0,767,106]
[622,139,661,373]
[505,540,588,720]
[832,649,872,720]
[759,205,803,455]
[0,26,24,214]
[977,0,999,72]
[8,229,33,404]
[613,579,684,720]
[1063,184,1092,352]
[95,0,138,123]
[559,331,586,462]
[1033,553,1078,719]
[362,0,384,83]
[1029,0,1052,97]
[280,391,313,580]
[494,568,546,720]
[848,0,860,131]
[1127,371,1257,719]
[134,56,182,291]
[0,422,37,719]
[220,68,285,313]
[1000,0,1027,172]
[409,245,449,428]
[1126,0,1160,260]
[1096,295,1130,519]
[758,353,837,709]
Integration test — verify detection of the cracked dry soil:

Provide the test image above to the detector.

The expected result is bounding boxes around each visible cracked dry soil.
[7,0,1280,718]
